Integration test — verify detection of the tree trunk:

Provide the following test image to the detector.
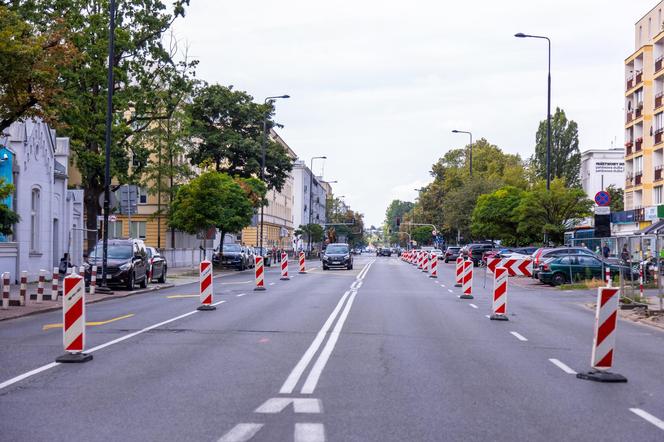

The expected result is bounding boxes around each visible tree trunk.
[84,187,102,253]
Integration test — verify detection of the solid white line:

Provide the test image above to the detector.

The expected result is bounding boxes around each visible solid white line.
[279,291,351,394]
[217,423,264,442]
[510,331,528,342]
[0,307,206,391]
[301,291,358,394]
[469,303,478,309]
[212,300,227,306]
[548,358,577,375]
[294,423,326,442]
[630,408,664,431]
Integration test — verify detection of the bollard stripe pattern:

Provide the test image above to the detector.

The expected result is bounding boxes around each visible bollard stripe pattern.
[200,260,213,305]
[90,266,97,295]
[462,260,473,296]
[2,272,9,310]
[37,270,45,302]
[455,257,464,285]
[63,275,85,352]
[591,287,620,370]
[487,258,533,277]
[422,253,429,272]
[20,271,27,306]
[299,251,306,273]
[429,254,438,277]
[255,256,265,288]
[492,267,508,315]
[52,267,59,301]
[281,253,289,279]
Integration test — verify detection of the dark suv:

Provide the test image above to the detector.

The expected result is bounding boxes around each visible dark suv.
[378,247,392,257]
[213,243,251,270]
[464,243,495,266]
[323,243,353,270]
[84,238,148,290]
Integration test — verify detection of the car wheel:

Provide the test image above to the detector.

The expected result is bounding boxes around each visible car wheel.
[348,264,353,270]
[139,273,147,289]
[158,266,166,283]
[444,259,449,263]
[323,265,329,270]
[552,273,566,286]
[126,272,135,291]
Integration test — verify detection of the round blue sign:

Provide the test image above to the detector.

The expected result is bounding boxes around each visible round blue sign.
[595,191,611,207]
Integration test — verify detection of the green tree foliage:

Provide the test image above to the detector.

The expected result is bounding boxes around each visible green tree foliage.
[471,186,529,246]
[187,84,293,191]
[0,3,76,131]
[0,178,20,236]
[169,171,259,245]
[605,185,624,213]
[384,199,414,244]
[516,178,593,244]
[411,225,433,246]
[299,223,324,244]
[532,107,581,187]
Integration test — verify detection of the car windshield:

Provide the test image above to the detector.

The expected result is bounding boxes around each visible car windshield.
[223,244,241,252]
[326,245,348,254]
[89,245,132,260]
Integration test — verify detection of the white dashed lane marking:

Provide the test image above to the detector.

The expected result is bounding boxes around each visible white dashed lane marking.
[548,358,577,375]
[630,408,664,431]
[510,331,528,342]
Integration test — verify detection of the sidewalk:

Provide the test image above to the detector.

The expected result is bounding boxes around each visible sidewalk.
[0,266,212,322]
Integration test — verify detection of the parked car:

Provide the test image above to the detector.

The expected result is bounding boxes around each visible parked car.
[538,255,635,286]
[531,246,595,279]
[254,247,272,267]
[213,243,251,270]
[146,247,167,283]
[462,243,496,266]
[245,247,256,269]
[322,243,353,270]
[378,247,392,257]
[443,246,461,263]
[84,238,148,290]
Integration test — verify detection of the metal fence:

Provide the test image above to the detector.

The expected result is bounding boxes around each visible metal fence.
[569,235,664,309]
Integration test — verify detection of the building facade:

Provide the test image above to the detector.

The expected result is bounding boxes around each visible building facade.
[580,148,625,199]
[292,160,328,230]
[241,130,297,249]
[0,120,84,282]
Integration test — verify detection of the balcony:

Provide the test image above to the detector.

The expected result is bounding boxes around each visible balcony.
[626,111,634,123]
[657,92,664,109]
[635,137,643,152]
[625,141,633,155]
[656,165,664,181]
[636,71,643,84]
[658,56,664,73]
[627,77,634,90]
[656,128,664,144]
[626,174,634,188]
[635,173,643,185]
[636,105,643,118]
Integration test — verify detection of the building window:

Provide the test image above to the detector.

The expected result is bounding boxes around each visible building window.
[110,220,123,239]
[655,186,663,205]
[635,88,644,106]
[130,221,147,239]
[635,155,644,174]
[656,113,664,132]
[137,187,148,204]
[30,188,40,252]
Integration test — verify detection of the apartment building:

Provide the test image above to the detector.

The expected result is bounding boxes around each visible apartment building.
[241,130,297,248]
[624,2,664,216]
[292,161,328,231]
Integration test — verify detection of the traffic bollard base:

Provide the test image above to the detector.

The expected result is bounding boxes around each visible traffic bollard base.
[429,275,437,278]
[454,283,462,287]
[490,314,509,321]
[299,271,306,274]
[254,286,266,291]
[280,277,290,281]
[56,352,93,363]
[197,304,216,311]
[459,294,474,299]
[95,286,114,294]
[576,370,627,383]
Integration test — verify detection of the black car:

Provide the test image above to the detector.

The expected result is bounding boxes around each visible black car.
[323,243,353,270]
[378,247,392,257]
[254,247,272,267]
[146,247,167,283]
[463,243,495,266]
[213,243,251,270]
[443,246,461,263]
[84,238,148,290]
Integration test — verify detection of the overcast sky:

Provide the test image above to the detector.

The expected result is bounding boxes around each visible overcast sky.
[175,0,655,227]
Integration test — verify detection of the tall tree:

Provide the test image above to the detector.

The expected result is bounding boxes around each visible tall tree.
[384,199,414,244]
[187,84,293,191]
[43,0,192,247]
[516,178,593,244]
[605,185,624,213]
[532,107,581,187]
[0,3,76,131]
[471,186,531,246]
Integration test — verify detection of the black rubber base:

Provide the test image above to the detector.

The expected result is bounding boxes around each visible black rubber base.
[459,294,474,299]
[197,304,216,311]
[254,287,266,291]
[95,286,114,295]
[429,275,438,279]
[576,370,627,383]
[299,271,307,274]
[454,283,462,287]
[280,277,290,281]
[490,314,509,321]
[56,352,93,363]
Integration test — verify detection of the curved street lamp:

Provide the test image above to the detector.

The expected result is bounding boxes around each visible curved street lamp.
[452,129,473,177]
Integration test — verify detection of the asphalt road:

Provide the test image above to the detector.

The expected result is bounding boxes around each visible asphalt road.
[1,255,664,441]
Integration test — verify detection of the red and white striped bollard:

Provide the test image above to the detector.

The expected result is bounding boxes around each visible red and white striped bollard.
[90,265,97,295]
[55,273,92,363]
[454,257,463,287]
[280,252,290,280]
[490,266,508,320]
[254,256,266,291]
[299,251,306,274]
[19,271,27,306]
[422,253,429,273]
[51,267,59,301]
[429,253,438,278]
[605,265,611,287]
[197,259,216,311]
[1,272,9,309]
[639,263,644,299]
[36,269,46,302]
[576,287,627,382]
[460,260,473,299]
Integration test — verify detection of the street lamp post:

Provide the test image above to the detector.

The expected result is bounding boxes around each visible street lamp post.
[452,130,473,177]
[515,32,551,191]
[308,156,327,254]
[259,95,289,253]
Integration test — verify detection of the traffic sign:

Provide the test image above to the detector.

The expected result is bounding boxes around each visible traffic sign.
[109,215,117,222]
[595,191,611,207]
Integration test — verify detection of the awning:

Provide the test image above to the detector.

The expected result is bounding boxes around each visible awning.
[637,219,664,235]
